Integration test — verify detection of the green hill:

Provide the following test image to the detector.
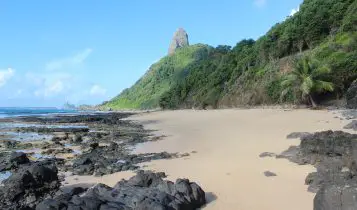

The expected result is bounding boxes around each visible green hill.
[104,44,213,109]
[105,0,357,110]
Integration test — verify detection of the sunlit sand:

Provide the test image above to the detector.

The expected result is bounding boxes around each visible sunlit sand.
[67,109,347,210]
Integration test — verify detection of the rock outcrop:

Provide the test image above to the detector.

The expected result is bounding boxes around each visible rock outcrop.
[278,130,357,209]
[37,170,206,210]
[0,160,60,209]
[168,28,189,55]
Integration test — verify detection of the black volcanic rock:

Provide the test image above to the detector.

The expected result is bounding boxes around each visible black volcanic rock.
[70,143,177,176]
[37,171,206,210]
[279,130,357,210]
[0,160,60,209]
[0,151,30,172]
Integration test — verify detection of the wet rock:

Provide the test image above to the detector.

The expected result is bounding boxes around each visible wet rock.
[38,171,206,210]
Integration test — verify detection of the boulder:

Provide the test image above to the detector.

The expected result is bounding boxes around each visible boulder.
[0,160,60,209]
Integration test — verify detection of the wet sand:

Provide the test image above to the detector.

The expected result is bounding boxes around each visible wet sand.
[66,109,347,210]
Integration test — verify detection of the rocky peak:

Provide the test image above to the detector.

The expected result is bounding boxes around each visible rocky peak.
[168,28,189,55]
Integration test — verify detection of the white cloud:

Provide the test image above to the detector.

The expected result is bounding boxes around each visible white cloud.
[90,85,107,96]
[45,48,93,71]
[0,68,15,87]
[33,73,73,98]
[290,6,300,16]
[254,0,266,7]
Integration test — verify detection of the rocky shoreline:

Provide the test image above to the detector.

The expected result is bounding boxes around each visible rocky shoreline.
[0,112,206,209]
[3,109,357,209]
[259,110,357,210]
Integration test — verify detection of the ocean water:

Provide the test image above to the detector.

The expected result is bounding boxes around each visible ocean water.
[0,108,81,142]
[0,107,78,118]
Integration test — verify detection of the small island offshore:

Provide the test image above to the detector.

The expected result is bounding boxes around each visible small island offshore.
[0,0,357,209]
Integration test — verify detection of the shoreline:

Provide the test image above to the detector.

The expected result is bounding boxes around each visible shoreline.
[0,108,355,209]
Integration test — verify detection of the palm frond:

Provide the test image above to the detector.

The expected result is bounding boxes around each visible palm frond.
[280,87,291,102]
[312,65,331,77]
[302,57,310,75]
[281,74,297,87]
[300,76,313,96]
[314,80,334,93]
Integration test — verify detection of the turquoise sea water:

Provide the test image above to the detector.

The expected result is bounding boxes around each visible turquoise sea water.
[0,107,77,118]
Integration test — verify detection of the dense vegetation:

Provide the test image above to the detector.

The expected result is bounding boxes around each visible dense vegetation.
[104,44,213,109]
[280,57,334,107]
[105,0,357,110]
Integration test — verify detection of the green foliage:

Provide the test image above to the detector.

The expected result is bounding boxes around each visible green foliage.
[281,56,334,106]
[341,0,357,32]
[104,44,213,109]
[105,0,357,110]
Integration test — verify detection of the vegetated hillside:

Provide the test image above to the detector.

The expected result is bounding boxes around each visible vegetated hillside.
[106,0,357,110]
[104,44,213,109]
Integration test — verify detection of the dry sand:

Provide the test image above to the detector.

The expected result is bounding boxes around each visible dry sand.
[66,109,348,210]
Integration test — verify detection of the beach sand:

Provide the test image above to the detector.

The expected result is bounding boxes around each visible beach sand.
[66,109,347,210]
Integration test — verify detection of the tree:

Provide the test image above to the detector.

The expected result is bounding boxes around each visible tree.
[281,56,334,107]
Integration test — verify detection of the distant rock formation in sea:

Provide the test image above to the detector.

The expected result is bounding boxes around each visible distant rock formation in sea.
[168,28,189,55]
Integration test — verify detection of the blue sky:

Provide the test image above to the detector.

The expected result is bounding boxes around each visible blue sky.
[0,0,302,107]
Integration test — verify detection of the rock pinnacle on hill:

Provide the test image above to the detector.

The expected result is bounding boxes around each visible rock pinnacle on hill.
[168,28,189,55]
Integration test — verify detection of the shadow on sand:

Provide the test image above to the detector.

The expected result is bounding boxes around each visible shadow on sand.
[203,192,218,207]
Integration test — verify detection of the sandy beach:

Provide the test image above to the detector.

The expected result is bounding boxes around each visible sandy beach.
[65,109,347,209]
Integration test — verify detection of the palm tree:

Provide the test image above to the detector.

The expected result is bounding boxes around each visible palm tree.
[281,56,334,107]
